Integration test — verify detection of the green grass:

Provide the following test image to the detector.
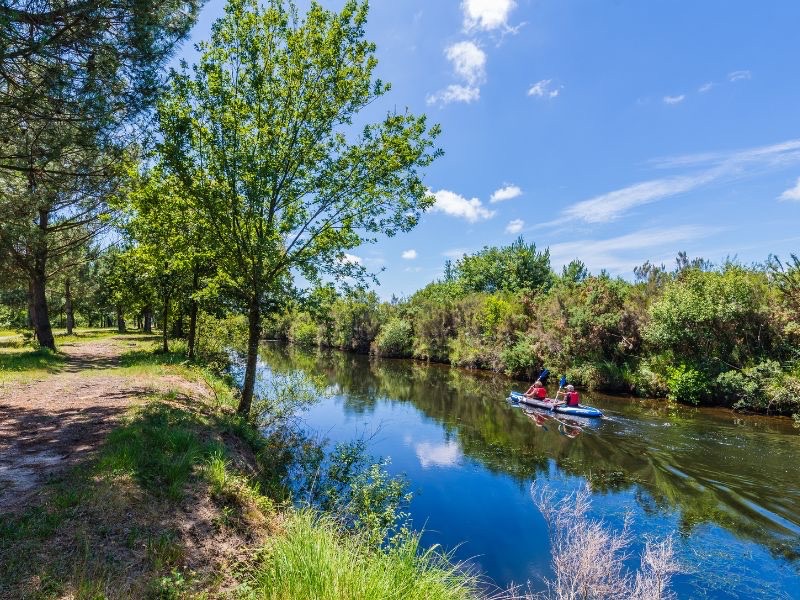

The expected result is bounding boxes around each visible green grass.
[0,347,65,382]
[96,401,224,500]
[245,511,479,600]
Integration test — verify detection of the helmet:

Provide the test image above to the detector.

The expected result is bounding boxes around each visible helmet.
[566,384,575,391]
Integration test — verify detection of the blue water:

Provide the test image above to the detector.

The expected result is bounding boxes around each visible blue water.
[253,344,800,599]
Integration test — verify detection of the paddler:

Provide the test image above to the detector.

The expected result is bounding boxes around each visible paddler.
[524,380,548,400]
[562,384,580,407]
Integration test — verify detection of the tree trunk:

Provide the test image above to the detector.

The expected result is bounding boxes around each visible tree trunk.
[26,280,36,335]
[188,268,199,359]
[30,268,55,350]
[237,300,261,418]
[116,304,126,333]
[64,278,74,335]
[29,206,56,350]
[175,309,184,338]
[162,293,170,353]
[143,306,152,333]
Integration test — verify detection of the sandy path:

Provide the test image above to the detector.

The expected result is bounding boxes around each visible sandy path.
[0,337,199,510]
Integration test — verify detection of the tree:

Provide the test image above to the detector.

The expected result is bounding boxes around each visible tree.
[451,237,553,294]
[0,0,201,349]
[158,0,441,417]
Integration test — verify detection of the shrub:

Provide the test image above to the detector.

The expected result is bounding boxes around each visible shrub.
[666,364,710,405]
[373,318,413,357]
[501,334,543,378]
[288,312,319,348]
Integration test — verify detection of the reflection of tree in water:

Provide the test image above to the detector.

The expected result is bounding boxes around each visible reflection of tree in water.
[256,343,800,565]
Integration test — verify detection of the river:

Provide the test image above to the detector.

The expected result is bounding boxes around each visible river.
[253,343,800,599]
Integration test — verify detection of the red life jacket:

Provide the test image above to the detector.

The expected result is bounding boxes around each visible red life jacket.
[535,386,547,399]
[565,391,580,406]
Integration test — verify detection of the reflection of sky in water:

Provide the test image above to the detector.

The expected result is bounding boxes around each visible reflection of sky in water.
[412,440,462,469]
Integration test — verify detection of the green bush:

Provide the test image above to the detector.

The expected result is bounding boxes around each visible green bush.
[195,312,248,371]
[288,312,319,348]
[630,362,668,397]
[501,334,542,378]
[373,318,413,357]
[666,364,710,405]
[716,361,800,414]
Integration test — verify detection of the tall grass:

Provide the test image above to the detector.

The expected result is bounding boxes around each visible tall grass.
[245,510,480,600]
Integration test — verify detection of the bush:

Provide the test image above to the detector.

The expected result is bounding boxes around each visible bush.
[501,334,542,378]
[373,318,413,357]
[288,312,319,348]
[716,361,800,414]
[630,362,669,397]
[194,312,248,372]
[666,364,710,405]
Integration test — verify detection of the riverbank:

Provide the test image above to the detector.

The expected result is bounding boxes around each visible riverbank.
[0,333,479,599]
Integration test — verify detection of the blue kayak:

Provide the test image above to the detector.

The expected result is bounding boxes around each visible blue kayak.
[509,391,603,418]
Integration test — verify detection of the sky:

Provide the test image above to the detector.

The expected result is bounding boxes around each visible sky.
[175,0,800,299]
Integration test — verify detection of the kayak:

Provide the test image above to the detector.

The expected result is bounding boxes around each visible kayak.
[509,391,603,418]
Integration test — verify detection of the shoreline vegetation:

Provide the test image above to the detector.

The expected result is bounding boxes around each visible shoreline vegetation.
[0,329,681,599]
[265,241,800,419]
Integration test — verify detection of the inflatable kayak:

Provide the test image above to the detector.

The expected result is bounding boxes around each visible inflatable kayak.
[509,391,603,418]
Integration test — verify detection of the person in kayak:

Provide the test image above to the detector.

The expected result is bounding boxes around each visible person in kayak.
[562,384,580,407]
[524,380,548,400]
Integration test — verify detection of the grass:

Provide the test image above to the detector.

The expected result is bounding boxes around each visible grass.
[245,510,479,600]
[0,347,65,383]
[96,401,225,500]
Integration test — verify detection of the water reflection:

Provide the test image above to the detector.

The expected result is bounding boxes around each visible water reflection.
[257,343,800,596]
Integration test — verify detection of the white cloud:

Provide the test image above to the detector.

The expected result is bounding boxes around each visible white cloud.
[651,139,800,169]
[698,82,714,93]
[549,226,722,274]
[528,79,560,98]
[462,0,517,32]
[563,175,714,224]
[445,41,486,86]
[779,177,800,202]
[428,42,486,106]
[341,253,362,265]
[401,249,418,260]
[430,189,495,222]
[415,441,462,468]
[729,70,751,82]
[426,84,480,106]
[663,94,685,105]
[559,138,800,224]
[505,219,524,234]
[490,184,522,203]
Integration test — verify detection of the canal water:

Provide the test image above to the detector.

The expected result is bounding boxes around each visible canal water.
[253,343,800,599]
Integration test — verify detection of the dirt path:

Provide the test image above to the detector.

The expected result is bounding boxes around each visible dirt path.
[0,337,200,510]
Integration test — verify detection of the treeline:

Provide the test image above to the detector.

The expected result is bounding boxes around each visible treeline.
[268,239,800,416]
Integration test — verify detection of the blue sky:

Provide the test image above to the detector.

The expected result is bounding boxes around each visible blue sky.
[176,0,800,298]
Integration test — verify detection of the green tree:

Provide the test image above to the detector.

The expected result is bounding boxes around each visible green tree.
[158,0,441,417]
[451,237,552,294]
[0,0,201,349]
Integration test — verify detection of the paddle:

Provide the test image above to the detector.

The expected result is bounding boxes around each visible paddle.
[537,368,550,385]
[552,375,567,406]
